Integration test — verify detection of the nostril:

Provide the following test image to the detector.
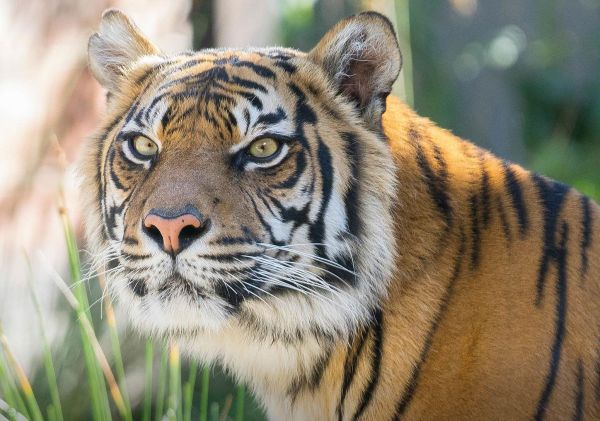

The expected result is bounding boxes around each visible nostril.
[143,222,164,247]
[179,219,211,250]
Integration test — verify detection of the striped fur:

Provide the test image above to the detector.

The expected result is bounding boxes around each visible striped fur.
[81,10,600,420]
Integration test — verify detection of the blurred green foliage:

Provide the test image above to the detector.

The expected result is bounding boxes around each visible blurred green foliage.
[408,0,600,201]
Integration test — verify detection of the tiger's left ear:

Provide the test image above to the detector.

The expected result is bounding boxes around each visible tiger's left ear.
[309,12,401,130]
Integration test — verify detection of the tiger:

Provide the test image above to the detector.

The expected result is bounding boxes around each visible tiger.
[81,9,600,420]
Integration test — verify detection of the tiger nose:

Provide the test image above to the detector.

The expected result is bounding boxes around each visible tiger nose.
[142,207,208,255]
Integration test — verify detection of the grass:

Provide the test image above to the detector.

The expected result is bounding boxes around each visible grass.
[0,194,260,420]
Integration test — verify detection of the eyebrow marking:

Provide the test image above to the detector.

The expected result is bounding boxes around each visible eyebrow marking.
[254,107,287,128]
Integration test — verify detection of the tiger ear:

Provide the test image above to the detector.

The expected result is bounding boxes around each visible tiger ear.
[88,9,161,92]
[309,12,401,130]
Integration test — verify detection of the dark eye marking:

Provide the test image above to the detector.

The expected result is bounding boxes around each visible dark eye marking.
[254,107,287,128]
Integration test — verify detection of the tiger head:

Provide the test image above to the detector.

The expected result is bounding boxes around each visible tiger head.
[83,10,400,346]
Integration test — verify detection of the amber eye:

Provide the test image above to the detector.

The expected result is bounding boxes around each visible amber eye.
[247,138,279,159]
[131,135,159,158]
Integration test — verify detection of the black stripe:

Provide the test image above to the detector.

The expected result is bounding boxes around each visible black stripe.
[342,132,363,239]
[226,109,238,132]
[158,275,207,301]
[580,195,592,277]
[469,193,481,270]
[309,134,334,259]
[212,275,264,310]
[503,162,529,236]
[308,350,332,390]
[323,254,357,288]
[351,308,384,421]
[195,252,261,263]
[533,175,571,305]
[123,236,138,246]
[288,82,317,125]
[161,105,173,131]
[247,194,280,246]
[229,76,268,93]
[255,107,287,127]
[97,113,123,244]
[128,278,148,297]
[287,349,332,401]
[243,109,251,135]
[274,60,297,73]
[393,228,466,420]
[415,142,453,228]
[273,151,307,189]
[574,359,584,421]
[238,90,263,110]
[210,236,255,246]
[233,60,276,79]
[496,195,512,243]
[157,65,229,92]
[337,326,369,421]
[108,149,127,191]
[534,222,569,421]
[122,253,151,261]
[479,158,491,227]
[270,196,310,231]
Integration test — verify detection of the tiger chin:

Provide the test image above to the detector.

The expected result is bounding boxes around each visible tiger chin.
[81,9,600,420]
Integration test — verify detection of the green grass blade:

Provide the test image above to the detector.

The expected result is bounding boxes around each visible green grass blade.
[45,254,133,420]
[209,402,219,421]
[47,405,57,421]
[103,285,133,421]
[183,361,197,421]
[0,397,29,421]
[234,385,245,421]
[198,365,210,421]
[143,340,154,421]
[167,344,182,420]
[0,326,43,421]
[58,199,111,420]
[0,350,28,417]
[24,253,64,421]
[155,343,169,421]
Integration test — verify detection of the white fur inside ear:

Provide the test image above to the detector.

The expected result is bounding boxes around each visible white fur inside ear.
[308,12,401,127]
[88,9,160,91]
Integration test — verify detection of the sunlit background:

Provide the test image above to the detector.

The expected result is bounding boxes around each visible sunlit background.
[1,0,599,419]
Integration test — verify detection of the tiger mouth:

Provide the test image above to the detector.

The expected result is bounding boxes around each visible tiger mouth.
[125,272,210,299]
[118,245,349,310]
[156,273,208,300]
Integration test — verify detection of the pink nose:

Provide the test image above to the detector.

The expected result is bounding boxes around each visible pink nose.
[143,212,203,254]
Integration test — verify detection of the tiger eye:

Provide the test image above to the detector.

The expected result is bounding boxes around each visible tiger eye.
[132,136,158,157]
[248,138,279,159]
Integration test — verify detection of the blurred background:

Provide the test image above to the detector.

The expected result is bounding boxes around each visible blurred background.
[1,0,599,419]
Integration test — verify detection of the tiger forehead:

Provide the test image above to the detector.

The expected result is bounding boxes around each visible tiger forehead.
[130,50,302,144]
[154,49,302,94]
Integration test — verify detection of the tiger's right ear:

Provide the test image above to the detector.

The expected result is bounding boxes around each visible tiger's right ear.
[88,9,161,92]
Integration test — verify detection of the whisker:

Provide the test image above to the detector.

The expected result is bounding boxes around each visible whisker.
[258,243,357,276]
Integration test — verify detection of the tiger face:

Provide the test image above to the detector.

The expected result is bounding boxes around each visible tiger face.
[84,11,399,345]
